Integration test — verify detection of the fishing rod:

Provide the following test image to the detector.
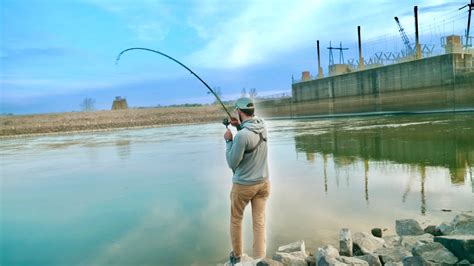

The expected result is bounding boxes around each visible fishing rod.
[115,47,235,128]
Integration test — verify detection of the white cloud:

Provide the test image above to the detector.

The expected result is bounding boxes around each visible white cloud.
[186,0,467,69]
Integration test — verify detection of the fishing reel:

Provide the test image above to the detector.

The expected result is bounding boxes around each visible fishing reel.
[222,117,242,130]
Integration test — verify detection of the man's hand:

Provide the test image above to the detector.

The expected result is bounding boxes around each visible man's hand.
[230,116,240,128]
[224,129,233,142]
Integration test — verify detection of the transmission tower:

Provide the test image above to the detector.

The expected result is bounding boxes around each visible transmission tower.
[327,41,349,66]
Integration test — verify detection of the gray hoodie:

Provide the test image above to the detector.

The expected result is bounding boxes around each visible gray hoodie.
[226,117,269,185]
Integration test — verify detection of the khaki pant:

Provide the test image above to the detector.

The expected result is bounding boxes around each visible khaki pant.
[230,179,270,259]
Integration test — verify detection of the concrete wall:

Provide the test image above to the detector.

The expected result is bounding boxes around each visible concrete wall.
[257,53,474,118]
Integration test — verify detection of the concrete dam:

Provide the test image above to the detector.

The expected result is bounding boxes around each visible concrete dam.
[257,52,474,118]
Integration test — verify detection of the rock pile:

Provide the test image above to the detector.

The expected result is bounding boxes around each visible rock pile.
[222,212,473,265]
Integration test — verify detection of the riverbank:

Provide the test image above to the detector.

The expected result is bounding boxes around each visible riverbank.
[0,106,226,138]
[224,212,474,265]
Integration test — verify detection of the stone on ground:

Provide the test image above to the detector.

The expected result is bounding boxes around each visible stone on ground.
[355,254,381,266]
[352,232,385,255]
[316,245,342,266]
[382,235,401,248]
[277,240,306,254]
[412,242,458,265]
[272,251,307,266]
[336,256,369,265]
[371,228,382,238]
[434,235,474,263]
[256,258,283,266]
[399,233,434,250]
[374,247,411,264]
[395,219,424,236]
[339,228,353,256]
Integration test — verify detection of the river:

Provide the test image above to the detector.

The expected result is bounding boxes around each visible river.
[1,113,473,265]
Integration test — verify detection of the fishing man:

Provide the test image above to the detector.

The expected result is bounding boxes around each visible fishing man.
[224,97,270,263]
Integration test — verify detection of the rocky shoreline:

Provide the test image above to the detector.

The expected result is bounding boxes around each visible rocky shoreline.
[222,212,473,265]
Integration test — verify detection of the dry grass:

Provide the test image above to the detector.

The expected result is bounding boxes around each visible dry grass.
[0,106,228,137]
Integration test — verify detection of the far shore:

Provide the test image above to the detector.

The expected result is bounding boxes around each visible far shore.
[0,106,227,138]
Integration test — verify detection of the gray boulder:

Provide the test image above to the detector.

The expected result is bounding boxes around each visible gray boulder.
[423,225,441,236]
[458,259,471,265]
[305,254,316,266]
[434,235,474,263]
[352,232,385,255]
[340,228,353,257]
[450,213,474,235]
[336,256,369,265]
[316,245,344,266]
[412,242,458,265]
[257,258,284,266]
[277,240,306,254]
[400,233,434,250]
[436,222,454,235]
[384,263,403,266]
[401,256,424,266]
[396,219,424,236]
[374,247,411,264]
[383,235,401,248]
[355,254,382,266]
[272,251,307,266]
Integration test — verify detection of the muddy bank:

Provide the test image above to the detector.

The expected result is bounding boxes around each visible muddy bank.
[0,106,226,137]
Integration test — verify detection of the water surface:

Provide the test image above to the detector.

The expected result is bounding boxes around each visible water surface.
[1,113,473,265]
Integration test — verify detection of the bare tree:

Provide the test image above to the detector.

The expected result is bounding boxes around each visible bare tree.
[80,97,96,111]
[241,88,247,98]
[249,88,258,99]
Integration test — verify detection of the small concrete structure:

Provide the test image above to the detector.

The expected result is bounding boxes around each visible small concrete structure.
[443,35,463,54]
[111,96,128,110]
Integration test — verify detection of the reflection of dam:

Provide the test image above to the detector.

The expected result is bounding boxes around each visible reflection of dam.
[295,117,474,184]
[294,114,474,214]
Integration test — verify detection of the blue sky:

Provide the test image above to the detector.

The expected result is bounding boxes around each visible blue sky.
[0,0,469,114]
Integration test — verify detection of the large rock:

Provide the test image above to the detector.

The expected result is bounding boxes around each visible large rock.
[423,225,441,236]
[395,219,424,236]
[412,242,458,265]
[355,254,381,266]
[434,235,474,263]
[435,222,454,235]
[277,240,306,254]
[272,251,307,266]
[383,235,401,248]
[399,233,434,250]
[374,247,411,264]
[335,256,369,265]
[450,213,474,235]
[257,258,284,266]
[340,228,353,256]
[352,232,385,255]
[316,245,344,266]
[383,263,403,266]
[401,256,424,266]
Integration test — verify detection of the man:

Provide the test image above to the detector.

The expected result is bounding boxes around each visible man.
[224,97,270,264]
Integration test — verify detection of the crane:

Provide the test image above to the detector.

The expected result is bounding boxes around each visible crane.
[394,16,414,56]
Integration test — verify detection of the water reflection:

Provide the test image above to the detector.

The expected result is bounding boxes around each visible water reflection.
[294,114,474,214]
[115,140,131,160]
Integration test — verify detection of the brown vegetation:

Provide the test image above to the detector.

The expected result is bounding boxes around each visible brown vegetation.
[0,106,227,137]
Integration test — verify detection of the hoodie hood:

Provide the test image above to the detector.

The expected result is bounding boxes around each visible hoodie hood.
[241,117,265,134]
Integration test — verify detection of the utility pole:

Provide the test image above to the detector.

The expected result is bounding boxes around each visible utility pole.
[317,40,324,78]
[460,0,474,47]
[414,6,422,59]
[358,26,365,70]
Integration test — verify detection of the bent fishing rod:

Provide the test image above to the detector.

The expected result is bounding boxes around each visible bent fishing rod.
[115,47,236,128]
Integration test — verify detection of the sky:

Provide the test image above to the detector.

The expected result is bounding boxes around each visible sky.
[0,0,469,114]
